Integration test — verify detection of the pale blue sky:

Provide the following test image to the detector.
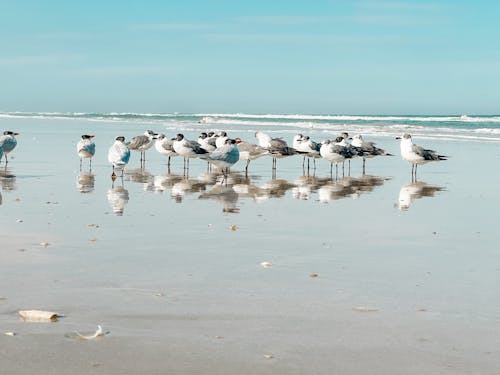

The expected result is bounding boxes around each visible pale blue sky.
[1,1,499,114]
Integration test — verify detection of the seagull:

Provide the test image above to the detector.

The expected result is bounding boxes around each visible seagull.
[108,136,131,179]
[320,137,354,179]
[351,134,392,174]
[298,135,321,171]
[396,133,447,178]
[235,138,269,176]
[198,132,217,171]
[77,134,96,171]
[172,133,208,172]
[126,130,157,167]
[197,132,217,152]
[155,134,178,169]
[0,131,19,164]
[199,139,240,180]
[215,131,229,148]
[255,131,297,176]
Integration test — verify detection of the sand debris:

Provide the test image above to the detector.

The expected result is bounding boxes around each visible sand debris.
[19,310,60,322]
[76,325,105,340]
[352,306,379,313]
[230,225,238,231]
[260,261,273,268]
[310,273,319,278]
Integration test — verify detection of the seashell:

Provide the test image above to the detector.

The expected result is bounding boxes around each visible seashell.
[260,261,273,268]
[263,354,274,359]
[310,273,319,278]
[230,225,238,231]
[39,242,49,247]
[4,332,16,336]
[352,306,379,312]
[76,325,104,340]
[19,310,59,322]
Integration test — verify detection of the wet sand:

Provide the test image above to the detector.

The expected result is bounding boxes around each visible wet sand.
[1,117,499,374]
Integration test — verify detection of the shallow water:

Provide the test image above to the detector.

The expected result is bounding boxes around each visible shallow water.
[1,116,499,373]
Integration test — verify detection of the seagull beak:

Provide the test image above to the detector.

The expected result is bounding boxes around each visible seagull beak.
[395,137,401,140]
[90,135,95,138]
[14,132,20,136]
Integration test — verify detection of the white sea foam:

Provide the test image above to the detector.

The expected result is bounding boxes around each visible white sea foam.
[1,111,500,142]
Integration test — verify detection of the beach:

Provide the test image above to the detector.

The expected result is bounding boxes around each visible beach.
[1,114,499,374]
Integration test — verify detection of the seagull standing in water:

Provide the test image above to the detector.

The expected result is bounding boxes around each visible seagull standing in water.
[108,136,131,179]
[396,133,447,179]
[127,130,157,168]
[235,138,269,176]
[351,134,392,174]
[320,137,355,179]
[173,133,208,173]
[199,138,240,181]
[255,131,297,177]
[0,131,19,164]
[155,134,178,170]
[77,134,96,171]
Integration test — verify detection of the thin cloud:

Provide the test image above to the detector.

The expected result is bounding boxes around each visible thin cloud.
[75,65,181,76]
[205,33,400,44]
[355,1,441,11]
[235,15,330,25]
[0,55,68,65]
[133,23,213,31]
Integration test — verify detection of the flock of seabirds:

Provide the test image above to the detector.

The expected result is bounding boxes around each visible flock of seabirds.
[100,130,447,180]
[0,129,448,180]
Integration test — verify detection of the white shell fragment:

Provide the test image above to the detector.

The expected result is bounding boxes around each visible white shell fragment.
[4,332,16,336]
[352,306,379,312]
[19,310,59,322]
[76,325,105,340]
[260,261,273,268]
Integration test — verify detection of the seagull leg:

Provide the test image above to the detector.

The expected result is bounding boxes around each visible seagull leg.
[245,160,250,177]
[79,158,82,171]
[362,158,366,175]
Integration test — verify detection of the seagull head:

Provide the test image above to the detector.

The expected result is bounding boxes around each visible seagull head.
[176,133,184,141]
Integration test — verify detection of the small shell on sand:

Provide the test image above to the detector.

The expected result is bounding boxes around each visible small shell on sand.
[39,242,50,247]
[19,310,59,322]
[4,332,16,336]
[260,261,273,268]
[76,325,104,340]
[352,306,379,312]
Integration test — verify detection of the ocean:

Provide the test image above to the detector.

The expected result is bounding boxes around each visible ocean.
[1,112,500,142]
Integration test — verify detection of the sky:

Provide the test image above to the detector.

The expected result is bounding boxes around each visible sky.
[1,0,499,115]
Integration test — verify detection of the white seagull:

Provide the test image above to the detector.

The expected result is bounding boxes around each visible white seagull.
[320,137,354,178]
[127,130,157,167]
[77,134,96,171]
[199,138,240,179]
[155,134,178,169]
[108,136,131,178]
[172,133,208,171]
[0,131,19,164]
[396,133,447,178]
[351,134,392,174]
[255,131,297,176]
[215,131,229,148]
[235,138,269,176]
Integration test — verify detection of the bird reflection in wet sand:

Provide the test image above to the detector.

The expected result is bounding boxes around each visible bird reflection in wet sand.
[107,181,129,216]
[153,173,184,193]
[292,175,330,200]
[318,175,387,203]
[125,168,154,192]
[398,181,445,211]
[76,172,95,193]
[0,167,17,191]
[199,184,240,213]
[171,178,207,203]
